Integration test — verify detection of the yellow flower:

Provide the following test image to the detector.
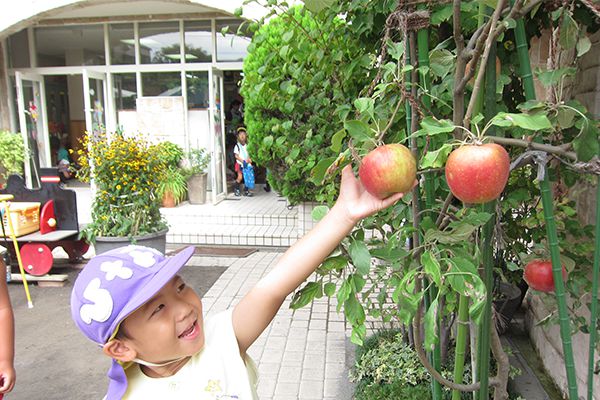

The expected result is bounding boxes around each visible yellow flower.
[116,185,121,190]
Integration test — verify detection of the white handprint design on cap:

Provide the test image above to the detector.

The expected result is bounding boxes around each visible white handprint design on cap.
[80,278,113,324]
[100,260,133,281]
[129,250,157,268]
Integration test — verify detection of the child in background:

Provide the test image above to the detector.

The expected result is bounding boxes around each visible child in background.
[71,166,409,399]
[0,257,16,396]
[233,127,252,197]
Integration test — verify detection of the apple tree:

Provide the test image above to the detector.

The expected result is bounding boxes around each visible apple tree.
[240,1,600,399]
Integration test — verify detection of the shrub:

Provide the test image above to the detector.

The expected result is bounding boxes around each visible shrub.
[241,5,369,204]
[76,131,167,241]
[0,131,26,186]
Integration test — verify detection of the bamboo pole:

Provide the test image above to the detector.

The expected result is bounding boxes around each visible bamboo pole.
[475,40,498,400]
[588,178,600,400]
[416,15,443,400]
[512,2,579,398]
[453,294,470,400]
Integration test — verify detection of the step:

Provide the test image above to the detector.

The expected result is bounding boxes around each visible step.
[161,200,298,228]
[166,224,299,247]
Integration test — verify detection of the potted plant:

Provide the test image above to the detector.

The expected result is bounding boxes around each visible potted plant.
[157,166,187,208]
[76,130,169,254]
[0,131,26,188]
[155,141,187,207]
[182,148,211,204]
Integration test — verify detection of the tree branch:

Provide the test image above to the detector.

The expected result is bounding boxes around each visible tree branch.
[490,323,510,400]
[464,0,506,127]
[486,136,577,161]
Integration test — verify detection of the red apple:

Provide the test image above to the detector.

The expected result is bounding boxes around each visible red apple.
[445,143,510,204]
[359,143,416,199]
[524,259,568,293]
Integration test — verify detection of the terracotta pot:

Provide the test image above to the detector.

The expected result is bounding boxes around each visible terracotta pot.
[162,191,176,208]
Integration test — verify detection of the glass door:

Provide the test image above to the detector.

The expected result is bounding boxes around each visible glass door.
[83,69,107,138]
[209,67,227,203]
[15,71,50,188]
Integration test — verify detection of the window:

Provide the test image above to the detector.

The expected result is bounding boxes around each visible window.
[141,72,181,97]
[186,72,209,109]
[35,25,105,67]
[7,29,30,68]
[113,74,137,110]
[184,21,212,63]
[109,24,135,65]
[215,19,251,62]
[138,22,181,64]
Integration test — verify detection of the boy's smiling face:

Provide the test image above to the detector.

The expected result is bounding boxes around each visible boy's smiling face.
[118,275,205,364]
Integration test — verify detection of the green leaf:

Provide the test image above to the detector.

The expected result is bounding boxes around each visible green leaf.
[345,295,366,325]
[557,107,576,129]
[492,112,552,131]
[429,49,455,78]
[350,324,366,346]
[336,279,352,312]
[330,129,346,153]
[517,100,545,112]
[324,282,336,297]
[317,255,348,274]
[302,0,335,14]
[263,135,274,148]
[577,36,592,57]
[559,13,578,50]
[424,297,440,350]
[573,123,599,162]
[421,251,441,287]
[420,143,453,169]
[282,30,294,43]
[344,120,374,143]
[420,117,456,135]
[431,5,453,25]
[536,67,577,88]
[349,240,371,275]
[310,157,336,184]
[354,98,374,117]
[290,281,322,309]
[311,205,329,221]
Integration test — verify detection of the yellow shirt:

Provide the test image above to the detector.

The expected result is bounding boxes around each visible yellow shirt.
[123,310,258,399]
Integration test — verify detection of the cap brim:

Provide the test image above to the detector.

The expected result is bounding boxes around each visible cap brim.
[107,246,195,338]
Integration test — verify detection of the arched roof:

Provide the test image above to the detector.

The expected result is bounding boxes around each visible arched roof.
[0,0,266,39]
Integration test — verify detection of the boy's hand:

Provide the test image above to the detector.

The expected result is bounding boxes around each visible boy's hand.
[335,165,413,225]
[0,362,16,393]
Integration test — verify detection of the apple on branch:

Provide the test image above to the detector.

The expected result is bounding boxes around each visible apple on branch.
[444,143,510,204]
[358,143,417,199]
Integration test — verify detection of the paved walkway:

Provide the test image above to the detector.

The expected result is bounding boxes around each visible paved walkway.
[196,249,355,400]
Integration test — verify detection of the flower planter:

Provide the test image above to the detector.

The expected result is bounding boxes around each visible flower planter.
[493,281,522,335]
[187,173,207,204]
[94,228,168,255]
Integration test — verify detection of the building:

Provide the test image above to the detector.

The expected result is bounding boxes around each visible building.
[0,0,266,202]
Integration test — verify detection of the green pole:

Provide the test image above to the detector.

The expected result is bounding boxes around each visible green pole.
[588,177,600,400]
[452,295,470,400]
[475,25,498,400]
[417,21,442,400]
[512,2,579,398]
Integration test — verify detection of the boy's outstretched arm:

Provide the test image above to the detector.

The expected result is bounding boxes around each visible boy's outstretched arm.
[232,165,408,354]
[0,260,15,394]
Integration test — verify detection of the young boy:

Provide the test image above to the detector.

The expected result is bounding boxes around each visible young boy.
[71,166,408,399]
[0,257,16,396]
[233,127,252,197]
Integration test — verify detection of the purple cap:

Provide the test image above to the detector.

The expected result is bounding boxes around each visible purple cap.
[70,245,194,400]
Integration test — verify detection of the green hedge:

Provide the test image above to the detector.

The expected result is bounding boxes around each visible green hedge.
[241,5,370,204]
